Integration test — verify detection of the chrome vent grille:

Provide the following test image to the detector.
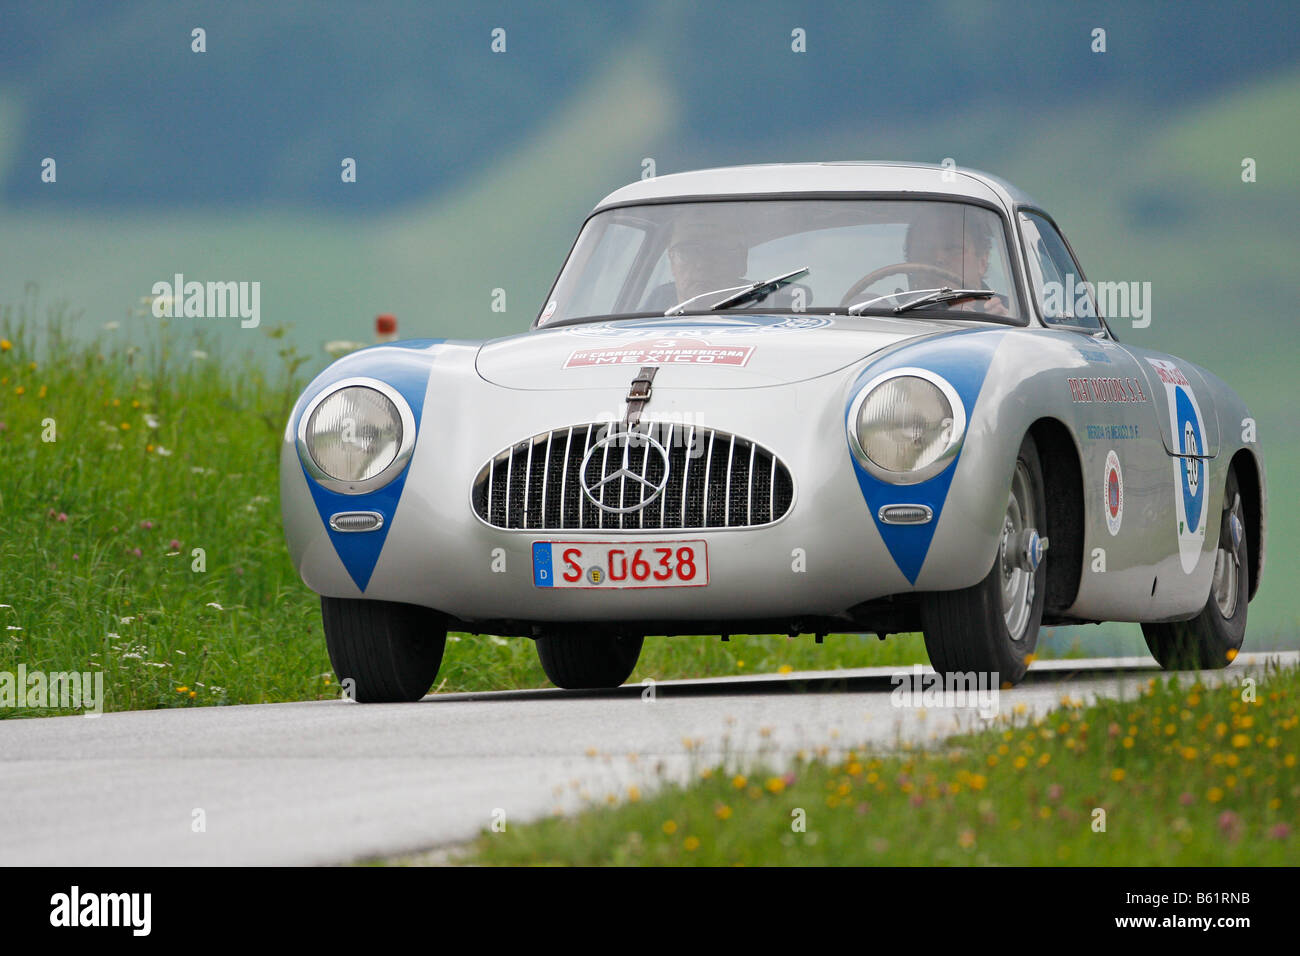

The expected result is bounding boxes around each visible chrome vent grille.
[471,423,794,531]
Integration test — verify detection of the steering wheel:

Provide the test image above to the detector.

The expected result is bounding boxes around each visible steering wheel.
[839,262,967,308]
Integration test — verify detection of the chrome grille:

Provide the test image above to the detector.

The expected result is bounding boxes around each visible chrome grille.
[471,423,794,531]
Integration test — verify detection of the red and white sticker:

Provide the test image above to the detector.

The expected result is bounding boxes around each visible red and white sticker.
[564,337,754,369]
[1104,449,1124,536]
[1144,357,1190,387]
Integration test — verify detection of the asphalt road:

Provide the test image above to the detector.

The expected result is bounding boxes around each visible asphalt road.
[1,652,1293,866]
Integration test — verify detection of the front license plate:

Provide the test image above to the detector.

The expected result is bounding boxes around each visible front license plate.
[532,540,709,589]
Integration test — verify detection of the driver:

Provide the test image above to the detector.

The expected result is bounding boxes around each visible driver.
[665,211,749,304]
[903,206,1009,316]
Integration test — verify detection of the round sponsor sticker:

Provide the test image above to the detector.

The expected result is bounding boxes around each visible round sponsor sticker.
[1174,385,1205,537]
[539,300,558,324]
[1104,449,1124,536]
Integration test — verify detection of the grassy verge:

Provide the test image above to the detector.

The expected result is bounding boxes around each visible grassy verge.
[464,662,1300,865]
[0,299,936,717]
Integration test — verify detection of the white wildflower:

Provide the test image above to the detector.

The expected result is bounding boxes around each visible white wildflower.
[324,340,367,357]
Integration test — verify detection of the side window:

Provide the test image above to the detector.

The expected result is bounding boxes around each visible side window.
[558,221,646,319]
[1019,212,1101,329]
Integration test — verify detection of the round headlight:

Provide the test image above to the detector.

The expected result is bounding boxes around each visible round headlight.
[305,386,402,483]
[852,372,963,481]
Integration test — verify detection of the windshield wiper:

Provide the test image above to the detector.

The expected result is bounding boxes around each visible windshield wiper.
[664,267,810,316]
[848,287,995,316]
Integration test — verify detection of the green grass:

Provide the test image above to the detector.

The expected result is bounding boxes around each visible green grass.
[463,662,1300,865]
[0,298,929,716]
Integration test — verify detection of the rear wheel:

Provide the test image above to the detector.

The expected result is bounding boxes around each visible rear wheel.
[1141,468,1248,670]
[921,433,1048,687]
[535,632,644,689]
[321,596,447,702]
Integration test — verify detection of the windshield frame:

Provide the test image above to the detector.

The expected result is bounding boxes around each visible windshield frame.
[533,192,1033,330]
[1013,203,1118,341]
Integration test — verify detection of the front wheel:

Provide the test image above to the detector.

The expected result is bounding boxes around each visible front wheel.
[920,433,1048,687]
[535,633,644,689]
[322,597,447,703]
[1141,467,1248,670]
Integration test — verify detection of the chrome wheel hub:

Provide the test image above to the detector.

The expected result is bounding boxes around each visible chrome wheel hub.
[999,461,1041,642]
[1212,494,1244,618]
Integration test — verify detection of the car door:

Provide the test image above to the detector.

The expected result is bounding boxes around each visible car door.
[1121,343,1219,583]
[1018,210,1186,620]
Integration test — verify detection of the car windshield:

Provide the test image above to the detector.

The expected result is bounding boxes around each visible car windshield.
[537,199,1023,326]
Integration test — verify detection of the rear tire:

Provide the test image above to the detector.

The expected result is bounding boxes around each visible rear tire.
[535,632,644,689]
[322,597,447,703]
[1141,468,1248,670]
[921,433,1048,687]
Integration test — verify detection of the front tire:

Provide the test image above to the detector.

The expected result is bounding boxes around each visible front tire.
[322,597,447,703]
[535,632,644,689]
[1141,468,1248,670]
[920,433,1048,687]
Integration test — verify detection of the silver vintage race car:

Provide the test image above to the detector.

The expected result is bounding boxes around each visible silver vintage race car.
[281,162,1266,701]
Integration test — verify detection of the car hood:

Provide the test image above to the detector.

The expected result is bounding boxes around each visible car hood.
[475,314,966,390]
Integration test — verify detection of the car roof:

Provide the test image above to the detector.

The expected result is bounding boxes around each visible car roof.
[592,161,1041,216]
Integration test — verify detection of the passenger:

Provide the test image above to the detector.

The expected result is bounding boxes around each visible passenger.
[904,206,1009,316]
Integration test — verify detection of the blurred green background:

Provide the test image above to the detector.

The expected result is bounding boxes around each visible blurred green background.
[1,0,1296,652]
